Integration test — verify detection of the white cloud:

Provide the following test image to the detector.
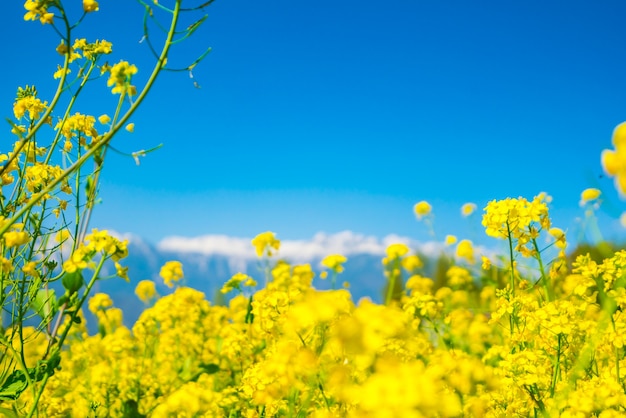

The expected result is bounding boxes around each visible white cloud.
[156,230,447,264]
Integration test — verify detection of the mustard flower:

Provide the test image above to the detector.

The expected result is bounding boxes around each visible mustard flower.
[461,202,477,217]
[580,188,601,205]
[106,61,138,95]
[251,231,280,257]
[455,239,475,264]
[125,123,135,133]
[221,272,255,293]
[24,0,54,24]
[135,280,157,303]
[401,254,423,272]
[482,195,550,240]
[3,231,30,247]
[160,260,184,288]
[88,293,113,314]
[444,234,458,246]
[413,200,432,219]
[481,255,491,270]
[13,96,47,120]
[83,0,99,12]
[321,254,348,273]
[385,243,409,260]
[98,114,111,124]
[548,227,567,249]
[601,122,626,196]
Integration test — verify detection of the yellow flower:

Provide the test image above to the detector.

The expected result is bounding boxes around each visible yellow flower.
[135,280,157,303]
[461,202,477,217]
[481,256,491,270]
[601,122,626,196]
[53,65,70,80]
[321,254,348,274]
[548,227,567,249]
[413,201,432,219]
[251,231,280,257]
[106,61,138,95]
[83,0,99,12]
[444,234,457,246]
[580,188,601,204]
[125,123,135,133]
[455,239,475,264]
[88,293,113,314]
[160,260,184,288]
[3,231,30,247]
[385,243,409,260]
[221,272,254,293]
[98,114,111,124]
[24,0,54,24]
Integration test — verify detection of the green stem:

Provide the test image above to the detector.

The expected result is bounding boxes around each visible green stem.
[0,0,182,239]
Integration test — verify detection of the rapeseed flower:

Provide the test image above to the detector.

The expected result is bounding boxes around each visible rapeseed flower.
[321,254,347,273]
[580,188,601,205]
[251,231,280,257]
[461,202,477,217]
[106,61,138,95]
[413,200,432,219]
[24,0,54,24]
[135,280,157,303]
[83,0,99,13]
[160,260,184,288]
[601,122,626,196]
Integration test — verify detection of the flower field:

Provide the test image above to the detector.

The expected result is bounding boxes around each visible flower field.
[3,1,626,417]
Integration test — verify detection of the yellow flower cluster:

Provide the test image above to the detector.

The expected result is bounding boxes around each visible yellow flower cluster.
[160,260,184,288]
[63,229,128,275]
[106,61,138,95]
[5,212,626,418]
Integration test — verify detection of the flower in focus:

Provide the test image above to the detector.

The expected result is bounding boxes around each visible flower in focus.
[580,188,601,205]
[24,0,54,24]
[251,231,280,257]
[601,122,626,196]
[461,202,477,217]
[160,261,184,288]
[413,201,432,220]
[135,280,157,303]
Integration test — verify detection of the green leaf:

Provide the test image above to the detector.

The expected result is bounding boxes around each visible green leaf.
[0,370,28,401]
[31,289,58,321]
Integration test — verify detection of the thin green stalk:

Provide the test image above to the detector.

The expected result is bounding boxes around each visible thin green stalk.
[0,0,182,240]
[26,255,107,418]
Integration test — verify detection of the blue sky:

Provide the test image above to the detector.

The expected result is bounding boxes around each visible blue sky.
[3,0,626,246]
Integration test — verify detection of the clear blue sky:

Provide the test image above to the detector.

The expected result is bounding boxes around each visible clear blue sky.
[3,1,626,245]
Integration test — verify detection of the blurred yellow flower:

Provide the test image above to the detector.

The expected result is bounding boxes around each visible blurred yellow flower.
[251,231,280,257]
[444,235,458,246]
[98,114,111,124]
[461,202,477,217]
[481,256,491,270]
[413,201,432,219]
[125,123,135,133]
[580,188,601,204]
[160,261,184,288]
[386,243,409,259]
[601,122,626,196]
[135,280,157,303]
[455,239,475,264]
[321,254,348,274]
